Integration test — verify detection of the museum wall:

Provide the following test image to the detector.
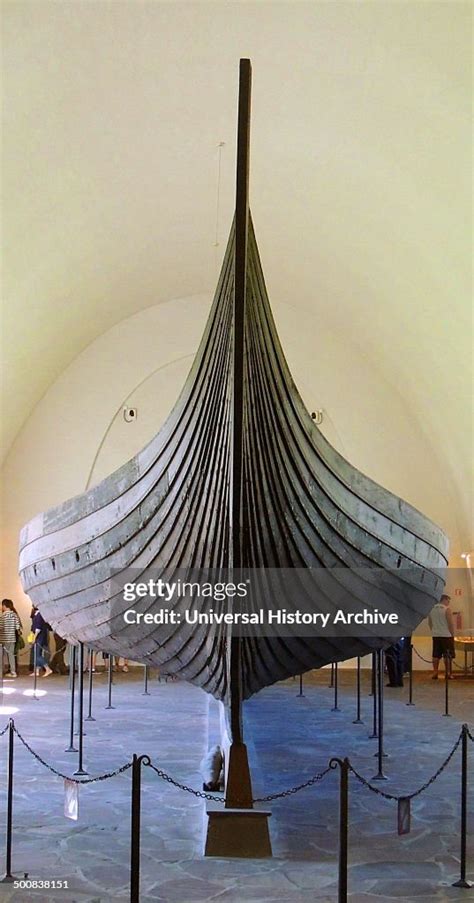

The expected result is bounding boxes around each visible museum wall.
[1,293,471,667]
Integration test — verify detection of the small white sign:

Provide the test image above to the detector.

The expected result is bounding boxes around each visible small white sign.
[64,779,79,820]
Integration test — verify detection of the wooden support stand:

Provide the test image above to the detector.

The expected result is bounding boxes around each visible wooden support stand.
[204,737,272,857]
[205,805,272,858]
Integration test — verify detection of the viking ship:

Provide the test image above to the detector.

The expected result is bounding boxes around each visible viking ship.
[19,61,448,807]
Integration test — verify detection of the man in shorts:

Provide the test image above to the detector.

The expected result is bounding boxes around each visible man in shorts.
[428,594,455,679]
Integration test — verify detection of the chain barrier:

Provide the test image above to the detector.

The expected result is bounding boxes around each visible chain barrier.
[412,644,467,671]
[451,660,469,671]
[12,723,132,784]
[349,730,463,802]
[11,640,51,661]
[412,645,436,665]
[145,761,225,802]
[0,718,472,800]
[145,759,332,804]
[253,766,333,802]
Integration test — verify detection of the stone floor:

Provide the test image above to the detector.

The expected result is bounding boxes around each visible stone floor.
[0,667,472,902]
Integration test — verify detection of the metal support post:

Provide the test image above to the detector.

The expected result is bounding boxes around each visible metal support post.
[332,662,340,711]
[1,720,17,882]
[74,643,87,775]
[329,756,349,903]
[406,644,415,706]
[65,645,77,752]
[353,656,363,723]
[105,655,115,710]
[85,648,95,721]
[452,725,473,888]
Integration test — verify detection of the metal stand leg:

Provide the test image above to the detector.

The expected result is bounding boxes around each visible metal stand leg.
[353,656,363,724]
[74,643,87,775]
[296,673,305,698]
[406,644,415,706]
[369,652,376,696]
[452,725,473,888]
[105,655,115,710]
[130,754,150,903]
[372,650,388,779]
[332,662,340,711]
[443,655,451,717]
[1,720,17,882]
[85,649,96,721]
[369,652,378,738]
[65,645,77,752]
[329,757,349,903]
[33,644,38,701]
[142,665,150,696]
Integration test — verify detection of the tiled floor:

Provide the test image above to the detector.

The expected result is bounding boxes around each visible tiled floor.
[0,667,472,902]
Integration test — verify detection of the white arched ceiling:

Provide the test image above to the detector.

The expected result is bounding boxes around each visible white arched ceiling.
[2,2,472,548]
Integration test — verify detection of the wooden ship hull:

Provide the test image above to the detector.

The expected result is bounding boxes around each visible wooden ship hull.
[19,63,448,806]
[18,208,448,688]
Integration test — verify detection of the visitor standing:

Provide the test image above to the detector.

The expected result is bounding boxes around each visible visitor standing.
[1,599,21,677]
[429,594,455,679]
[385,640,404,687]
[32,608,52,677]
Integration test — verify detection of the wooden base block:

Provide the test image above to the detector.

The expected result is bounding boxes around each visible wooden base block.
[205,804,272,858]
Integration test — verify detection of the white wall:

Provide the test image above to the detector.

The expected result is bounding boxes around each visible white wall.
[1,293,471,659]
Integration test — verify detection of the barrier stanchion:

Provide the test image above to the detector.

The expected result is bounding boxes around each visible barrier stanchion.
[85,649,95,722]
[130,754,150,903]
[332,662,340,711]
[74,643,87,776]
[329,662,335,688]
[369,653,377,738]
[353,656,363,724]
[452,725,473,888]
[105,656,115,710]
[142,666,150,697]
[1,720,16,883]
[372,649,387,779]
[406,644,415,706]
[329,756,349,903]
[370,652,376,696]
[443,655,451,717]
[296,673,305,698]
[65,645,77,752]
[33,643,38,701]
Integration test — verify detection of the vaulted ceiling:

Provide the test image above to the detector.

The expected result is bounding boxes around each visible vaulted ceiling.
[2,2,472,544]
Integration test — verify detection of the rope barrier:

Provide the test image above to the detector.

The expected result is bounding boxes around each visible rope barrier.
[349,731,463,801]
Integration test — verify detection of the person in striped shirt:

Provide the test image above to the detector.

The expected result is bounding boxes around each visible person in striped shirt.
[1,598,21,678]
